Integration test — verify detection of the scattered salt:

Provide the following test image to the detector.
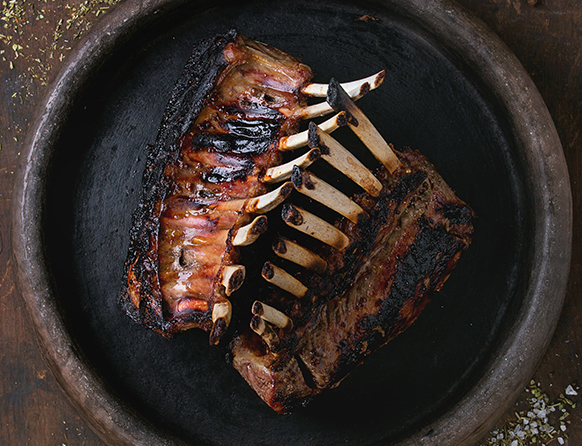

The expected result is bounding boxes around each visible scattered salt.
[565,384,578,396]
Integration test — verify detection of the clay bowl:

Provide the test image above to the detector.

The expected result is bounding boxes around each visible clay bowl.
[12,0,571,445]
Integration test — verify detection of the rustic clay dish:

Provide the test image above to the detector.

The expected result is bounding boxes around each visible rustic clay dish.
[12,0,571,445]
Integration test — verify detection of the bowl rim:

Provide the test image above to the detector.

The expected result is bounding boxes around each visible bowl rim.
[11,0,572,445]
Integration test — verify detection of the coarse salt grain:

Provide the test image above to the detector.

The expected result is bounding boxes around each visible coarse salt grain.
[565,385,578,396]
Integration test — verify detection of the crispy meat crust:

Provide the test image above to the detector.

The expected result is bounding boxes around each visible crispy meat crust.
[121,30,313,338]
[231,148,475,413]
[121,31,475,414]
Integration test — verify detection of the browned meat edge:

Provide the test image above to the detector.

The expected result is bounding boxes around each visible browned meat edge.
[231,149,475,413]
[120,30,238,334]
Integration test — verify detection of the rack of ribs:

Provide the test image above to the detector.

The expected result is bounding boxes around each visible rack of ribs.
[120,29,475,413]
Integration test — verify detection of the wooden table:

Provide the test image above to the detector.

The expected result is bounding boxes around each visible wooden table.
[1,1,580,444]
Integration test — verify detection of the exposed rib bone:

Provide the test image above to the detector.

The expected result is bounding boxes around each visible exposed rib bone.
[301,70,385,97]
[243,182,293,214]
[250,315,280,351]
[327,78,401,173]
[295,101,337,120]
[291,166,367,224]
[212,300,232,324]
[308,122,383,197]
[252,300,294,330]
[220,265,246,296]
[278,112,345,152]
[272,237,327,274]
[261,261,308,298]
[281,204,350,251]
[209,300,232,345]
[260,148,321,184]
[232,215,268,246]
[296,70,386,120]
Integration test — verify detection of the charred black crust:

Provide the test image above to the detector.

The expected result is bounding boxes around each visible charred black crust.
[210,318,228,345]
[359,82,370,97]
[120,29,239,331]
[390,170,428,203]
[192,112,282,156]
[336,112,349,128]
[290,165,303,188]
[323,218,470,385]
[307,121,320,149]
[291,153,475,394]
[362,219,465,337]
[252,216,269,235]
[272,238,287,255]
[252,301,263,316]
[326,77,343,111]
[439,202,477,227]
[281,204,304,226]
[262,262,275,280]
[250,315,261,330]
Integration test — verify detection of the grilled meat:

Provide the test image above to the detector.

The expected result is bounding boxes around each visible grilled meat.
[121,29,475,413]
[231,148,474,412]
[121,30,312,343]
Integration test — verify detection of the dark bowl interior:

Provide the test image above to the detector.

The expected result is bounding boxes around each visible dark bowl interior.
[18,0,566,445]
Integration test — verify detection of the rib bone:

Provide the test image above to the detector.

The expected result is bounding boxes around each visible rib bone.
[209,300,232,345]
[232,215,268,246]
[291,166,367,224]
[220,265,246,296]
[281,203,350,251]
[327,78,401,173]
[261,261,308,298]
[252,300,293,330]
[273,237,327,274]
[308,122,383,197]
[278,112,345,152]
[250,315,280,351]
[243,182,293,214]
[261,148,321,184]
[296,71,385,120]
[301,70,385,97]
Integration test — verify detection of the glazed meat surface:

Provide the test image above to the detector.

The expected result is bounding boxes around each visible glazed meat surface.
[121,30,312,342]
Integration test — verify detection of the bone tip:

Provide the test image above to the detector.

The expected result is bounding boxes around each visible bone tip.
[252,215,268,235]
[252,300,263,316]
[359,82,370,97]
[307,121,320,149]
[326,77,345,111]
[209,318,228,345]
[336,111,349,127]
[281,204,303,226]
[261,262,275,280]
[376,69,386,87]
[250,314,261,331]
[290,165,303,188]
[308,147,322,161]
[227,267,245,294]
[280,181,294,198]
[272,238,287,255]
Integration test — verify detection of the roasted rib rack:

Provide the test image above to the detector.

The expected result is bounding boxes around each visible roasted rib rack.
[121,29,475,413]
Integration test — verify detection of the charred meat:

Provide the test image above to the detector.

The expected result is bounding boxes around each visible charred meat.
[121,30,475,413]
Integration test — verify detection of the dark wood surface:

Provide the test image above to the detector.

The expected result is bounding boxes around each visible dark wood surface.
[1,1,580,445]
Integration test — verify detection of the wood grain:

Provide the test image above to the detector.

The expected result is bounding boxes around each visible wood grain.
[1,1,580,445]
